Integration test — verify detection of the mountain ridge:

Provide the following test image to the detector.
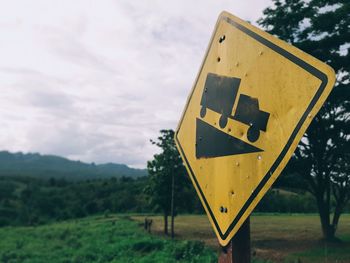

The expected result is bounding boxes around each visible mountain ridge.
[0,151,147,180]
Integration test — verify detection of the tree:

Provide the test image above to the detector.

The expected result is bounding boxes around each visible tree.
[146,130,189,237]
[259,0,349,241]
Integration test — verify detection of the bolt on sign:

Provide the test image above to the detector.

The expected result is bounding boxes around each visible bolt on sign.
[175,11,335,246]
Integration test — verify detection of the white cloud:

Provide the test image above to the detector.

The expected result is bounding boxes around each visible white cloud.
[0,0,272,167]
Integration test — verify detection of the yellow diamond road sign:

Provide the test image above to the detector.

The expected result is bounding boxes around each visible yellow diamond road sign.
[175,11,336,246]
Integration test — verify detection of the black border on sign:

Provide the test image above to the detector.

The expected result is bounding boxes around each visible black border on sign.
[175,16,329,241]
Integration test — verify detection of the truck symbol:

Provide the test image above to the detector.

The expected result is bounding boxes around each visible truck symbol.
[200,72,270,143]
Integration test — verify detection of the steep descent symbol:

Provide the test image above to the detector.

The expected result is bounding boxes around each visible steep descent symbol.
[196,119,263,158]
[197,72,270,158]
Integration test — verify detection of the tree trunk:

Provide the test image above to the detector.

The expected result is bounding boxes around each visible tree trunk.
[170,212,175,239]
[332,201,344,235]
[331,185,347,239]
[319,213,335,241]
[170,172,175,239]
[317,197,335,241]
[164,214,168,235]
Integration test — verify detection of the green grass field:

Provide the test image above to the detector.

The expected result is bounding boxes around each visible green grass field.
[1,214,349,263]
[0,215,216,263]
[132,213,350,263]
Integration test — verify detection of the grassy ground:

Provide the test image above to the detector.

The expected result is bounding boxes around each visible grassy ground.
[1,214,349,262]
[0,215,216,263]
[132,214,350,263]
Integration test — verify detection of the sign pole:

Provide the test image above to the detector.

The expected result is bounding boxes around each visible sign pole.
[218,217,251,263]
[232,217,251,263]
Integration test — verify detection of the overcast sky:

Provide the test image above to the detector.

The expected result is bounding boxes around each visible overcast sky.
[0,0,272,168]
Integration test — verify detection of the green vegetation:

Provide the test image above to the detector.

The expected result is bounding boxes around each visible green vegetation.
[0,151,146,180]
[0,215,216,263]
[1,174,349,228]
[255,189,318,213]
[0,176,151,226]
[287,242,350,263]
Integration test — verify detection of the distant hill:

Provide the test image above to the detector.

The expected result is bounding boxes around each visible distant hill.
[0,151,147,180]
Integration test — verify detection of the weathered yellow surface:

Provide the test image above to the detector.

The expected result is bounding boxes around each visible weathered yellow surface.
[175,11,335,246]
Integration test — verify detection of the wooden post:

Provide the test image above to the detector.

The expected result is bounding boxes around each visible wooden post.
[170,172,175,239]
[218,217,251,263]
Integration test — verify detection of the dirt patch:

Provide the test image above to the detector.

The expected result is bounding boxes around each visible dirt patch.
[131,214,350,262]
